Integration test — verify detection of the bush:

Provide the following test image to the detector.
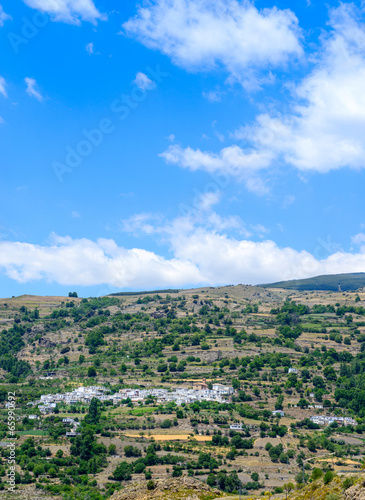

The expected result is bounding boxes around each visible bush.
[33,464,45,477]
[108,444,117,455]
[134,463,146,474]
[160,419,172,429]
[147,480,156,490]
[124,445,141,457]
[323,471,335,485]
[326,494,340,500]
[157,363,168,373]
[113,462,132,481]
[311,468,323,480]
[342,477,355,490]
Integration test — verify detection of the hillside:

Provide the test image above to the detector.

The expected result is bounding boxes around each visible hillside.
[1,286,365,499]
[260,273,365,291]
[110,476,221,500]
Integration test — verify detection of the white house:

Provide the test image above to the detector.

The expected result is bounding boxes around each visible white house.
[230,423,243,430]
[212,384,234,395]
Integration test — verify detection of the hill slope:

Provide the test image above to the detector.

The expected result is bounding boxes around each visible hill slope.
[110,477,221,500]
[260,272,365,291]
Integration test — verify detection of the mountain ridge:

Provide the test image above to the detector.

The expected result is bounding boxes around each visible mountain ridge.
[259,272,365,291]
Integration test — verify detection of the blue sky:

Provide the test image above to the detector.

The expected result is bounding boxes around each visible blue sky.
[1,0,365,297]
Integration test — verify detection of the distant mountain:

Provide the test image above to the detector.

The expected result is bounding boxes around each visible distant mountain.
[259,272,365,291]
[110,289,180,296]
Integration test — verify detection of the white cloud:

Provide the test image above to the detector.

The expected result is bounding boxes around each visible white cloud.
[0,234,203,288]
[0,4,11,26]
[22,0,104,25]
[251,224,269,237]
[170,229,365,284]
[122,193,248,238]
[241,4,365,172]
[121,213,163,235]
[85,42,94,54]
[196,192,221,211]
[133,72,156,90]
[160,144,273,195]
[123,0,302,88]
[25,77,43,101]
[172,4,365,188]
[203,90,223,102]
[2,229,365,288]
[352,233,365,246]
[283,195,295,208]
[0,76,7,98]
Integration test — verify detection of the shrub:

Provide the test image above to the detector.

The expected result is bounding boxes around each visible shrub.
[108,444,117,455]
[311,468,323,480]
[147,480,156,490]
[342,477,355,490]
[113,462,132,481]
[326,494,340,500]
[134,463,146,474]
[323,471,335,485]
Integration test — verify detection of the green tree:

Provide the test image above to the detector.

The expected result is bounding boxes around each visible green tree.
[207,473,216,487]
[85,397,101,425]
[113,461,132,481]
[33,464,45,477]
[283,482,294,500]
[108,444,117,455]
[311,468,323,480]
[324,366,337,382]
[298,398,309,408]
[323,471,335,485]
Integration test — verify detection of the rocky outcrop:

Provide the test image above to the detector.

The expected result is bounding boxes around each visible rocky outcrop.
[110,477,221,500]
[345,482,365,500]
[38,337,56,348]
[31,324,44,334]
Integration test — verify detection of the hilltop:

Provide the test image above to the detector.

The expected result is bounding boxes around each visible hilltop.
[260,273,365,292]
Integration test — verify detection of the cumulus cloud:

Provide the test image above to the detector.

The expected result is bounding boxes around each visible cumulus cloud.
[133,72,156,90]
[0,4,11,26]
[22,0,104,25]
[0,76,7,97]
[241,4,365,172]
[25,77,43,101]
[0,233,203,288]
[1,229,365,288]
[160,5,365,193]
[123,0,302,88]
[171,229,365,284]
[160,144,273,194]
